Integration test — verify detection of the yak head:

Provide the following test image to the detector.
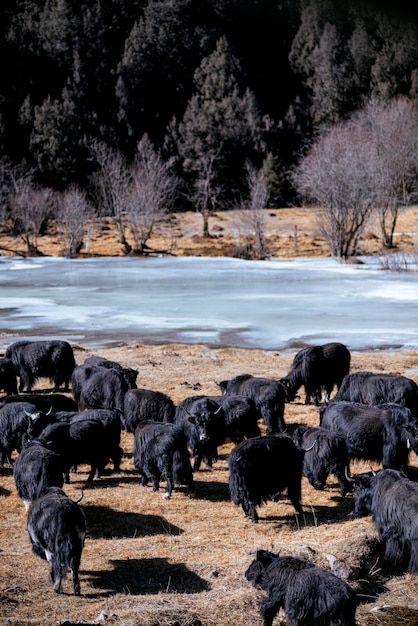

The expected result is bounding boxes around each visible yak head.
[186,398,223,442]
[25,407,53,439]
[245,549,280,587]
[348,471,376,518]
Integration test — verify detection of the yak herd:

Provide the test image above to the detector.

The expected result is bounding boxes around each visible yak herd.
[1,339,418,625]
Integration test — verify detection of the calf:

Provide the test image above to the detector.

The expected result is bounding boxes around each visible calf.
[320,400,415,470]
[0,357,18,396]
[228,435,304,523]
[280,342,350,405]
[5,339,75,392]
[26,486,86,594]
[219,374,286,434]
[123,387,175,432]
[245,549,356,626]
[133,420,195,498]
[13,441,64,509]
[293,425,352,495]
[350,469,418,573]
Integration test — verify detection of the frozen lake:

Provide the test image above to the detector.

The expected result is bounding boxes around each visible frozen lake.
[0,255,417,353]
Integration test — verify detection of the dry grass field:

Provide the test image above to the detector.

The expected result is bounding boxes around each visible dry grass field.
[1,206,418,625]
[0,204,418,259]
[1,344,418,626]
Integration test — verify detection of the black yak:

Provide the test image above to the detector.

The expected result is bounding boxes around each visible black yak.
[13,441,64,509]
[219,374,286,434]
[293,425,352,495]
[26,486,86,594]
[228,435,304,523]
[334,371,418,415]
[133,420,195,498]
[0,357,18,396]
[245,549,356,626]
[280,342,350,405]
[5,340,75,392]
[350,469,418,573]
[320,401,416,470]
[123,387,175,432]
[174,395,224,470]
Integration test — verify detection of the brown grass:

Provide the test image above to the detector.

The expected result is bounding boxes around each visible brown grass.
[1,345,418,626]
[0,205,418,259]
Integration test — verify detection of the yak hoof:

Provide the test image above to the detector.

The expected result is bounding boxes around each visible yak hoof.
[189,490,197,498]
[163,492,171,500]
[53,579,63,594]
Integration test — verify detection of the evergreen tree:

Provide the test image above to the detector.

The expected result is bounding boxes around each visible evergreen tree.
[116,0,217,150]
[173,36,268,220]
[371,13,418,100]
[29,88,83,188]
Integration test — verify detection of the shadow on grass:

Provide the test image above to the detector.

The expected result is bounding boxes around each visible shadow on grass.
[192,479,231,502]
[85,557,211,596]
[84,504,183,539]
[240,495,355,527]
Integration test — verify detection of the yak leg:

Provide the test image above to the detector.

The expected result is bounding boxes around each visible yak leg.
[70,552,82,595]
[260,595,280,626]
[242,500,258,523]
[288,482,303,515]
[384,536,406,568]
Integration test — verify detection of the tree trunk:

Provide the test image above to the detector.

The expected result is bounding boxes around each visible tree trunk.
[114,219,132,254]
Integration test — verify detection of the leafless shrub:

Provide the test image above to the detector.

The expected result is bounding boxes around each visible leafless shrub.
[8,169,53,255]
[88,138,177,255]
[127,135,177,254]
[233,156,276,260]
[55,185,95,257]
[189,150,222,238]
[292,118,376,261]
[377,253,418,272]
[88,140,132,254]
[355,97,418,249]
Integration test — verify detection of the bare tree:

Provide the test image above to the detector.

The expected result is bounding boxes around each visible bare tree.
[292,118,376,261]
[127,135,177,254]
[88,141,132,254]
[9,170,53,256]
[189,150,222,238]
[0,157,14,227]
[234,155,276,259]
[356,97,418,248]
[55,186,95,257]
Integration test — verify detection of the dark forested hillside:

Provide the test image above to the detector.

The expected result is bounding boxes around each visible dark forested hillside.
[1,0,418,207]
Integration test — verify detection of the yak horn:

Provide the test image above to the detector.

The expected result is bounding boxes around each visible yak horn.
[302,439,317,452]
[25,410,41,420]
[370,467,377,476]
[74,490,84,504]
[344,467,354,482]
[214,405,222,414]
